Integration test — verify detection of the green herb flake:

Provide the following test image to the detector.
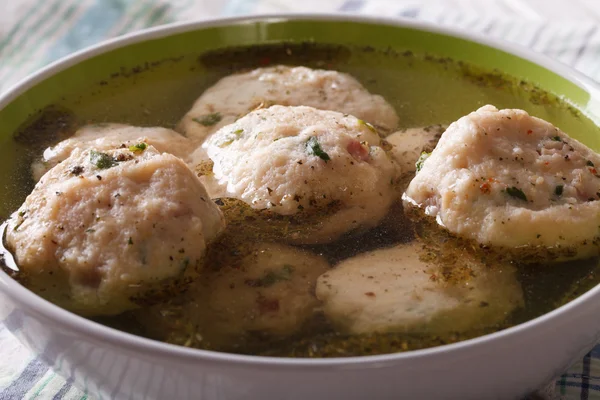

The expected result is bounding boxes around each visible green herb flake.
[506,186,527,201]
[128,142,148,153]
[90,150,118,169]
[218,139,234,148]
[555,185,564,196]
[551,136,562,142]
[233,129,243,136]
[193,112,222,127]
[357,119,377,133]
[415,151,431,172]
[245,265,295,288]
[306,136,331,162]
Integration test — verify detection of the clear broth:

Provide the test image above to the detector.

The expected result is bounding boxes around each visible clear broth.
[4,43,600,357]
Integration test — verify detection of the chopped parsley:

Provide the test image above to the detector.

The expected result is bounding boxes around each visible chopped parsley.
[551,136,562,142]
[415,151,431,172]
[90,150,117,169]
[506,186,527,201]
[218,139,234,148]
[128,142,148,153]
[233,129,243,136]
[245,264,295,288]
[555,185,564,196]
[306,136,331,162]
[193,112,222,127]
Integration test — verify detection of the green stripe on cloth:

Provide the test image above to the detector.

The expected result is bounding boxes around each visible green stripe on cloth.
[1,4,80,83]
[0,2,44,53]
[29,372,56,399]
[0,0,64,59]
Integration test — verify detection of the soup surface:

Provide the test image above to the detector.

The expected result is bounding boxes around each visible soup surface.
[3,43,600,357]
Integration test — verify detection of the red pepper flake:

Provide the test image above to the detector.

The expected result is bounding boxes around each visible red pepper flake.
[591,168,598,175]
[544,162,549,165]
[365,292,376,297]
[480,183,491,194]
[527,129,533,135]
[259,57,271,66]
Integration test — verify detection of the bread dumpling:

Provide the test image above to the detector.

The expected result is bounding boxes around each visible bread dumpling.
[7,144,225,316]
[198,105,398,244]
[316,241,523,334]
[177,65,399,143]
[403,105,600,261]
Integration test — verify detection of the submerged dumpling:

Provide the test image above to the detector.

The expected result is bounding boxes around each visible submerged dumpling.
[200,105,398,244]
[7,145,225,316]
[316,242,523,334]
[177,65,399,142]
[204,243,329,338]
[403,105,600,261]
[135,242,329,349]
[386,125,445,176]
[32,124,192,181]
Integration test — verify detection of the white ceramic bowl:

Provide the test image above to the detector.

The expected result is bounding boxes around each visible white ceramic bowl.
[2,14,600,400]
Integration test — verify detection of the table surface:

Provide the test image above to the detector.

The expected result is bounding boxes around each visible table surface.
[1,0,600,399]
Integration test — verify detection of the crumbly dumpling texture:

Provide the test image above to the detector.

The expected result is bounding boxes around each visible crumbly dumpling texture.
[202,105,398,244]
[403,105,600,259]
[7,145,225,316]
[316,242,523,334]
[32,124,192,181]
[386,125,445,175]
[177,65,399,142]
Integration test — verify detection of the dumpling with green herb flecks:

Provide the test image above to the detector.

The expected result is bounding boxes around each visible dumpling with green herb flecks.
[197,105,399,244]
[176,65,399,143]
[403,105,600,261]
[31,124,193,181]
[7,144,225,317]
[132,242,330,350]
[204,242,329,338]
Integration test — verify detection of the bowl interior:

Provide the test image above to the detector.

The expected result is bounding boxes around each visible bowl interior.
[2,15,600,360]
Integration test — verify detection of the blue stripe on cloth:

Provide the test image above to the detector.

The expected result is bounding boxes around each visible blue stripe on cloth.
[339,0,364,12]
[41,0,124,64]
[52,379,73,400]
[560,381,600,392]
[590,345,600,359]
[0,357,49,399]
[582,351,591,399]
[572,25,598,65]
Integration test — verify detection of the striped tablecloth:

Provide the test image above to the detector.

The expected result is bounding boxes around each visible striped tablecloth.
[1,1,600,398]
